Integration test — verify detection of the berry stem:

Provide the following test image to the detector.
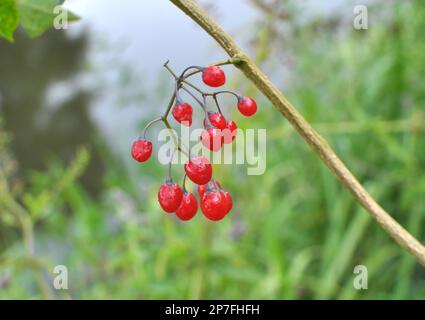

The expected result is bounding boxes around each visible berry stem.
[164,62,206,96]
[182,59,234,79]
[164,61,180,80]
[141,117,163,139]
[167,148,177,182]
[212,95,223,115]
[164,58,234,82]
[182,79,205,95]
[212,179,221,190]
[205,180,216,192]
[181,86,207,115]
[174,81,183,105]
[180,65,203,78]
[210,90,241,101]
[163,91,177,120]
[159,89,190,157]
[182,173,188,193]
[162,116,190,157]
[202,95,213,127]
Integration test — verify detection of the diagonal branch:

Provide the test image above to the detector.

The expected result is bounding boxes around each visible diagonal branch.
[169,0,425,266]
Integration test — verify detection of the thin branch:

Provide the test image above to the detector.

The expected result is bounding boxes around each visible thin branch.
[169,0,425,266]
[181,86,207,114]
[248,0,289,21]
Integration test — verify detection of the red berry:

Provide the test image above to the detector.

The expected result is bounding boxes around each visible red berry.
[198,181,222,198]
[202,66,226,87]
[184,155,212,185]
[200,190,228,221]
[172,102,193,126]
[158,182,183,213]
[131,139,153,162]
[204,112,227,130]
[200,127,223,152]
[176,192,198,221]
[237,97,257,117]
[222,120,237,144]
[221,190,233,214]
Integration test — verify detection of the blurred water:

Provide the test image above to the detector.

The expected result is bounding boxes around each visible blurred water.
[65,0,257,79]
[0,30,105,194]
[0,1,258,194]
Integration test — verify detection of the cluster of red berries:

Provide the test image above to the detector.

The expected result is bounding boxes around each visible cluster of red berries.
[131,63,257,222]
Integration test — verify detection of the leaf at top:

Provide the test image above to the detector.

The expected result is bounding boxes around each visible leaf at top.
[15,0,80,38]
[67,9,80,23]
[0,0,19,41]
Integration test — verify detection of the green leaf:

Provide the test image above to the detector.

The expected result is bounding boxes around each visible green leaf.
[15,0,80,38]
[15,0,60,38]
[0,0,19,41]
[67,10,80,23]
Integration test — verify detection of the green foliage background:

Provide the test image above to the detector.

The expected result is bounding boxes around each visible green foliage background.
[0,0,424,299]
[0,0,78,41]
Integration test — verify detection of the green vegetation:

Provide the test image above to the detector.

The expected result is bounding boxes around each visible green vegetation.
[0,0,78,41]
[0,0,424,299]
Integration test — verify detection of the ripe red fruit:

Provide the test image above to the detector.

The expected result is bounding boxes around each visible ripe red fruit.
[200,190,228,221]
[221,190,233,214]
[176,192,198,221]
[237,97,257,117]
[204,112,227,129]
[131,139,153,162]
[198,181,222,198]
[184,156,212,185]
[172,102,193,126]
[158,182,183,213]
[200,127,223,152]
[222,120,238,144]
[202,66,226,87]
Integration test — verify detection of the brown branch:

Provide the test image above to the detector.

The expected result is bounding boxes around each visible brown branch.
[169,0,425,266]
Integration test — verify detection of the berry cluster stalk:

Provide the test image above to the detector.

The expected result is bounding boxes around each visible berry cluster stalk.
[132,58,250,221]
[139,59,235,158]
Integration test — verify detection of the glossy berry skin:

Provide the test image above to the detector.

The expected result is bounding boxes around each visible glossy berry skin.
[221,190,233,214]
[176,192,198,221]
[201,190,228,221]
[172,102,193,126]
[202,66,226,87]
[198,181,222,198]
[131,139,153,162]
[158,182,183,213]
[205,112,227,130]
[222,120,238,144]
[184,156,212,185]
[237,97,258,117]
[200,127,223,152]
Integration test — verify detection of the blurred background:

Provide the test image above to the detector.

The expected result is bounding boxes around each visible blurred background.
[0,0,424,299]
